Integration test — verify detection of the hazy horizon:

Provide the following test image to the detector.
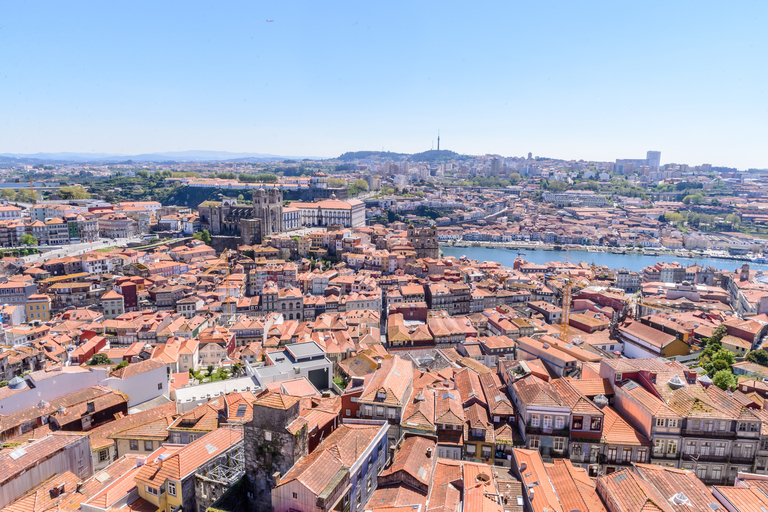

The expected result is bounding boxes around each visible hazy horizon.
[2,1,766,169]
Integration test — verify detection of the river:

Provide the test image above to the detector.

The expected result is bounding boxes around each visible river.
[439,245,768,274]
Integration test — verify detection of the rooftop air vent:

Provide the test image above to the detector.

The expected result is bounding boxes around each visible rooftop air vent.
[668,374,686,389]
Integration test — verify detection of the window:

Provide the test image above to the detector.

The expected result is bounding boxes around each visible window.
[744,445,754,458]
[667,440,678,455]
[703,420,714,432]
[712,466,722,480]
[346,409,351,416]
[685,441,696,455]
[655,418,665,427]
[145,441,153,451]
[590,417,602,431]
[696,466,707,479]
[388,408,397,419]
[99,449,108,462]
[529,437,540,449]
[615,372,622,382]
[543,416,553,429]
[607,447,617,462]
[188,434,197,442]
[555,416,565,429]
[466,444,476,455]
[654,439,664,454]
[367,475,373,492]
[714,442,726,456]
[130,440,139,451]
[718,420,727,431]
[146,486,159,496]
[668,419,678,428]
[265,431,272,441]
[750,423,759,432]
[356,490,362,508]
[531,415,540,427]
[158,382,163,390]
[636,448,648,462]
[168,482,176,497]
[572,416,583,430]
[292,492,298,499]
[482,446,492,459]
[700,442,711,456]
[691,419,701,430]
[622,449,632,462]
[376,406,384,417]
[553,438,565,452]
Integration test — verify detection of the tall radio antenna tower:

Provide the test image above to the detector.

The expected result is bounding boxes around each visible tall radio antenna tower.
[437,130,440,151]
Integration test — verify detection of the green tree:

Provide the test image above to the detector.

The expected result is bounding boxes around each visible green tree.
[136,169,150,179]
[19,234,37,246]
[115,360,129,370]
[254,174,278,183]
[237,194,245,201]
[725,214,741,228]
[665,212,684,224]
[0,189,17,201]
[217,172,237,179]
[703,325,727,347]
[508,173,522,185]
[712,348,735,366]
[746,349,768,367]
[192,229,212,245]
[0,380,7,388]
[353,179,369,191]
[712,369,737,390]
[328,178,346,187]
[88,353,113,366]
[58,186,91,200]
[16,189,38,203]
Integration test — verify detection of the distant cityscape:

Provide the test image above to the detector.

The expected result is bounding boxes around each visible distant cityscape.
[1,147,768,512]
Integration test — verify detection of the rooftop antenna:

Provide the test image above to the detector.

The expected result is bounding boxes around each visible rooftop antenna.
[437,130,440,151]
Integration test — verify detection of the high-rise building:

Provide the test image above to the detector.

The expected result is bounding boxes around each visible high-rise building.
[646,151,661,171]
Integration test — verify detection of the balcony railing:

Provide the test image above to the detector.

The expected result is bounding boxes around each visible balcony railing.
[681,429,736,439]
[730,455,755,465]
[526,426,570,437]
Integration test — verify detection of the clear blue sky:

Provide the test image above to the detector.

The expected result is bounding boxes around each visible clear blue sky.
[1,1,766,168]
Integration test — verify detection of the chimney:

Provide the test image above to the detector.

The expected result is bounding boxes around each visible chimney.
[389,443,397,465]
[86,401,95,414]
[272,471,281,486]
[426,447,433,458]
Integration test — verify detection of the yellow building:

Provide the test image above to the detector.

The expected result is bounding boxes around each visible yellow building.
[135,427,243,512]
[26,294,51,322]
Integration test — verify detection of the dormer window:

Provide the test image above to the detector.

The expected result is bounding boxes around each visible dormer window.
[615,373,623,382]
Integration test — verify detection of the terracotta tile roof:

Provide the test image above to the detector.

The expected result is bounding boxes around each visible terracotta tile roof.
[455,368,487,407]
[597,468,671,512]
[277,423,385,495]
[564,377,614,397]
[367,486,428,509]
[479,373,515,416]
[253,391,301,411]
[402,388,436,432]
[360,355,413,406]
[88,401,177,450]
[552,379,603,416]
[2,470,84,512]
[435,388,464,427]
[632,463,726,511]
[546,460,607,512]
[712,486,768,511]
[109,358,165,379]
[601,406,652,447]
[135,427,243,485]
[0,433,87,486]
[619,380,680,419]
[512,448,563,512]
[381,435,437,488]
[512,375,566,407]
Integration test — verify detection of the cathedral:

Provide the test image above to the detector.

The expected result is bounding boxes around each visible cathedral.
[198,188,283,244]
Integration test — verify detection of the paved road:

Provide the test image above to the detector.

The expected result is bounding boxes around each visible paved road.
[22,236,145,263]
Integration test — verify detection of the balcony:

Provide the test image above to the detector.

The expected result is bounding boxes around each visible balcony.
[526,426,570,438]
[681,429,736,439]
[730,455,755,465]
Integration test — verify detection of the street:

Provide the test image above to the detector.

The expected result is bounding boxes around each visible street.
[21,236,145,263]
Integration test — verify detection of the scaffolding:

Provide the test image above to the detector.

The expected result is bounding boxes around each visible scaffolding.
[201,444,245,485]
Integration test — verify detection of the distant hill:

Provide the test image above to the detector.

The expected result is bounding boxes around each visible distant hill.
[407,149,459,163]
[337,151,407,162]
[337,149,467,164]
[0,151,323,164]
